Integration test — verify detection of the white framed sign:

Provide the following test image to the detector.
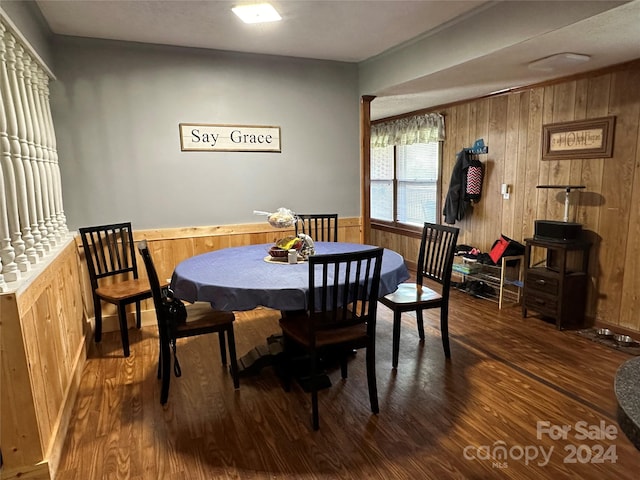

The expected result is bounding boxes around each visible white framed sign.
[179,123,281,152]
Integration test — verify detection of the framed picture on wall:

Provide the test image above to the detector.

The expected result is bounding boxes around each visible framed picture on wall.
[542,116,615,160]
[179,123,281,152]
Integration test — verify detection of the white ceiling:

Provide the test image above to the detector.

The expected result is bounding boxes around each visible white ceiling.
[35,0,640,119]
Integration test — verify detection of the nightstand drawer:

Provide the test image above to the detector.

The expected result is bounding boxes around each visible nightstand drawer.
[525,270,558,295]
[524,292,557,316]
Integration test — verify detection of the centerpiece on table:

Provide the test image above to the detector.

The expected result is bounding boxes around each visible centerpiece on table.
[268,235,305,259]
[253,208,316,260]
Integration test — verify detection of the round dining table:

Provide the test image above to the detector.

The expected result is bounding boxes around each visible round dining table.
[170,242,410,312]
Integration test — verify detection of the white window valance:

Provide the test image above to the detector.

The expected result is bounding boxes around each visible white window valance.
[371,113,445,148]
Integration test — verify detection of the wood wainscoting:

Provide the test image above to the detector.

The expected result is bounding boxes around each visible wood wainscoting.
[1,238,86,480]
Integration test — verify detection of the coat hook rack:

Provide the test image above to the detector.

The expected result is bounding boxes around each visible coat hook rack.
[464,138,489,155]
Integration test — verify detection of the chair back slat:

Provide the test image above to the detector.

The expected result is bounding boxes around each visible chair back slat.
[295,214,338,242]
[308,247,383,334]
[90,231,105,275]
[113,227,129,271]
[416,223,460,292]
[79,222,139,289]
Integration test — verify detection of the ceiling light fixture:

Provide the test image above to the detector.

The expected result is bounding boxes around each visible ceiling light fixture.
[527,53,591,72]
[232,3,282,24]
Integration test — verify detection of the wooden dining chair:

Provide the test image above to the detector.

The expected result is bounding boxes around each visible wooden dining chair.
[295,213,338,242]
[379,222,460,368]
[279,247,384,430]
[137,240,239,404]
[79,222,153,357]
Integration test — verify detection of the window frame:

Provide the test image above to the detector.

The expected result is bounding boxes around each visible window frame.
[370,141,443,237]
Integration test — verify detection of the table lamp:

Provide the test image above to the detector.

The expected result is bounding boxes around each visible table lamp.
[534,185,585,242]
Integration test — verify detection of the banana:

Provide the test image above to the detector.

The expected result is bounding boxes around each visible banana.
[275,237,295,250]
[275,236,303,250]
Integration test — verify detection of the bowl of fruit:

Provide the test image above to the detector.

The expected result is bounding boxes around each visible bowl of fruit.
[269,236,304,258]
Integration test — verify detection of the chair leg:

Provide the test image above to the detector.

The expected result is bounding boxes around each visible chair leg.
[160,337,171,404]
[118,303,131,357]
[340,354,348,379]
[392,310,402,369]
[366,343,379,414]
[218,331,228,365]
[226,326,239,389]
[416,309,425,340]
[135,300,142,329]
[93,295,103,343]
[441,304,451,358]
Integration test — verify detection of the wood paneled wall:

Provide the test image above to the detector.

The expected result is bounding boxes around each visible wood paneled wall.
[1,239,86,480]
[372,60,640,332]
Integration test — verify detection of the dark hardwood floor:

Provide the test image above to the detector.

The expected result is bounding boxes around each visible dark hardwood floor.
[56,290,640,479]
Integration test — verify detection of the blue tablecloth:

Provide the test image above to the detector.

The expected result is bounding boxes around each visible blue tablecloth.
[171,242,409,311]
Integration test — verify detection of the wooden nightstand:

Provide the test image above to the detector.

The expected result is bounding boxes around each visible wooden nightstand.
[522,237,591,329]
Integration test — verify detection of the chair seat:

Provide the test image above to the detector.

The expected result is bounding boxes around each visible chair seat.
[381,282,442,308]
[174,302,235,337]
[95,278,153,302]
[280,312,368,349]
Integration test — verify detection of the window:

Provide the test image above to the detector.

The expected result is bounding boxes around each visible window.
[370,142,441,229]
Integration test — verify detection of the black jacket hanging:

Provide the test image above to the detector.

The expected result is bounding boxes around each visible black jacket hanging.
[443,149,472,224]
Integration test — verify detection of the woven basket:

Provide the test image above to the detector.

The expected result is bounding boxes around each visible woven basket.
[268,247,289,258]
